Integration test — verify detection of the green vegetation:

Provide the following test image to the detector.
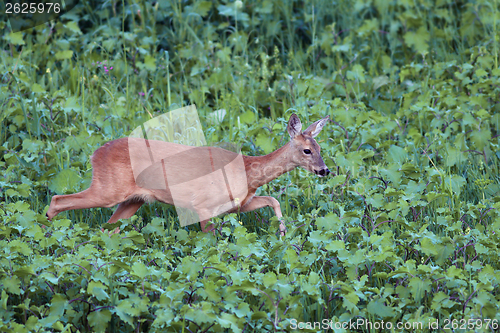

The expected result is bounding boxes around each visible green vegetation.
[2,0,500,331]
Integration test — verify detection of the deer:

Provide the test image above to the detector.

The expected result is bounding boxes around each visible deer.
[46,113,330,236]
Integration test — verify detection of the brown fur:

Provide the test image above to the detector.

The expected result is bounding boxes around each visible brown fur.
[46,114,330,235]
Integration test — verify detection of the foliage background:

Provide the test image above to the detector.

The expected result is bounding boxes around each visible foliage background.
[1,0,500,331]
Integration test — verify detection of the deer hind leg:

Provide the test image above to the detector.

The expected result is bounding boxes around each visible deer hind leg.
[46,186,125,220]
[200,219,216,235]
[239,196,286,236]
[107,200,145,224]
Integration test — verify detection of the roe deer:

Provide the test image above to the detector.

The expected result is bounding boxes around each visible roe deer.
[46,113,330,235]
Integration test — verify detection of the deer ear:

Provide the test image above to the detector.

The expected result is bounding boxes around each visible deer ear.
[287,113,302,139]
[303,116,329,138]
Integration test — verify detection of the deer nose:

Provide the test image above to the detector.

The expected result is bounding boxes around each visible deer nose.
[316,168,330,176]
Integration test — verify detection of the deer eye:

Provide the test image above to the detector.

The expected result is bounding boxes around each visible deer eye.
[303,149,311,155]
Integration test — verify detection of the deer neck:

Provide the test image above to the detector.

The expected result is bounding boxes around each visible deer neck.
[244,142,297,190]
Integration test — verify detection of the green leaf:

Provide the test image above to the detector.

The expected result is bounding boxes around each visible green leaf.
[325,240,345,252]
[367,298,395,317]
[431,291,458,311]
[202,282,222,302]
[387,145,407,165]
[341,287,359,312]
[380,164,402,185]
[232,302,251,318]
[48,169,81,194]
[114,300,134,327]
[372,75,390,90]
[445,145,466,167]
[40,272,59,284]
[218,4,249,22]
[262,272,277,288]
[217,313,242,333]
[63,96,81,113]
[194,1,212,16]
[55,50,73,60]
[367,193,385,208]
[142,217,165,235]
[309,271,321,285]
[346,64,366,83]
[408,277,431,302]
[5,32,25,45]
[14,266,35,278]
[2,276,22,295]
[240,110,255,124]
[152,308,175,328]
[420,237,438,256]
[316,212,341,231]
[131,262,149,279]
[475,243,488,254]
[435,239,454,265]
[447,175,466,196]
[1,290,8,310]
[179,257,203,280]
[10,239,33,255]
[251,311,268,320]
[31,83,46,93]
[144,55,156,71]
[332,43,351,52]
[470,129,491,150]
[255,0,273,14]
[255,132,275,154]
[49,294,68,318]
[307,230,329,246]
[65,21,82,34]
[101,233,121,251]
[404,26,430,54]
[125,230,145,244]
[88,281,109,301]
[88,309,112,332]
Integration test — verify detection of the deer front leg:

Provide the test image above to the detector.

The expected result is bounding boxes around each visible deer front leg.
[47,188,117,220]
[239,196,286,236]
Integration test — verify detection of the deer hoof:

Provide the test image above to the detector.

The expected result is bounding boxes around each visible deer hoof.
[279,223,287,237]
[101,227,120,235]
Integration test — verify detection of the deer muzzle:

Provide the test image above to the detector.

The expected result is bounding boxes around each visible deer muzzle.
[315,168,330,177]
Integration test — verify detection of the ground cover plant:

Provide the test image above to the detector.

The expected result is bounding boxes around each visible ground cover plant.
[1,0,500,332]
